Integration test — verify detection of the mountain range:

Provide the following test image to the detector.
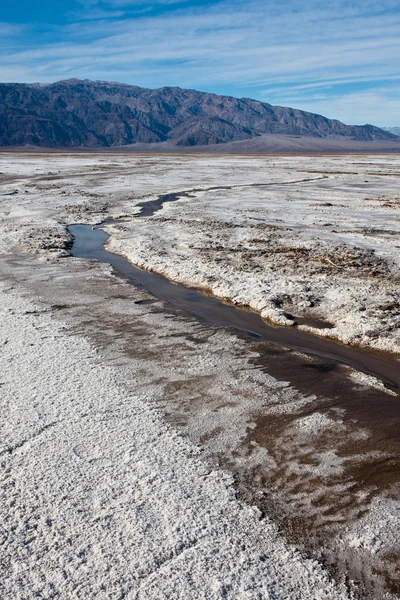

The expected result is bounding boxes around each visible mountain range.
[0,79,397,149]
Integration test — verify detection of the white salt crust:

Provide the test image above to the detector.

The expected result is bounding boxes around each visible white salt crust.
[0,282,351,599]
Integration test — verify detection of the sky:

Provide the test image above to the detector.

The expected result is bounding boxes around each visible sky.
[1,0,399,126]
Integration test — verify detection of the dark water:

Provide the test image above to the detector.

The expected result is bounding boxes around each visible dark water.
[69,223,400,394]
[130,176,328,218]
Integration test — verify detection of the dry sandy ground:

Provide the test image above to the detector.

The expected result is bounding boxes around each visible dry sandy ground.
[1,153,399,599]
[8,133,400,153]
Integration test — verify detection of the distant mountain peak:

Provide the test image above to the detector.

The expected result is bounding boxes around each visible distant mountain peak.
[0,79,397,148]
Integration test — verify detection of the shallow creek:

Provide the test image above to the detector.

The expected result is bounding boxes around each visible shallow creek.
[69,222,400,394]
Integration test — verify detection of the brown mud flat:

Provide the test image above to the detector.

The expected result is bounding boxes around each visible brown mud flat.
[241,343,400,598]
[156,319,400,599]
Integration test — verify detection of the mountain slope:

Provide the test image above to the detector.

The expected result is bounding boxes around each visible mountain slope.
[383,127,400,137]
[0,78,396,148]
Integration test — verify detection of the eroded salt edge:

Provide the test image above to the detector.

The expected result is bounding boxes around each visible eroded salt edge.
[106,225,400,357]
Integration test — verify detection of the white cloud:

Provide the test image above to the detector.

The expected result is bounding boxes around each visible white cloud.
[75,9,126,20]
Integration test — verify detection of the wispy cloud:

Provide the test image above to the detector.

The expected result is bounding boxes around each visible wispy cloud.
[0,22,24,36]
[1,0,399,124]
[273,88,400,127]
[73,9,126,20]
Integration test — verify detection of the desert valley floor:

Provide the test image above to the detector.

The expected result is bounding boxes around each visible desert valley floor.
[1,153,399,599]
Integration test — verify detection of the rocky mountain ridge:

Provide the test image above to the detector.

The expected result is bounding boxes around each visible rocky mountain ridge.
[0,78,397,148]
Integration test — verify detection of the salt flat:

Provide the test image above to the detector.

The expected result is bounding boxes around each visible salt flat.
[105,155,400,353]
[1,153,399,599]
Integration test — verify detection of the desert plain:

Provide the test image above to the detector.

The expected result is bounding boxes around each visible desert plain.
[1,152,399,599]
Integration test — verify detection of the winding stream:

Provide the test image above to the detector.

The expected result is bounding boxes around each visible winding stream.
[68,222,400,394]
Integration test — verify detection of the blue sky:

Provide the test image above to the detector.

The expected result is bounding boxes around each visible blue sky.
[1,0,399,126]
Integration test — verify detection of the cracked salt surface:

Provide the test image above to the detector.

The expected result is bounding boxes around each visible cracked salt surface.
[0,281,350,599]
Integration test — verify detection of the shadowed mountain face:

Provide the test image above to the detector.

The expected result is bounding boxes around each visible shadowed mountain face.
[0,78,397,148]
